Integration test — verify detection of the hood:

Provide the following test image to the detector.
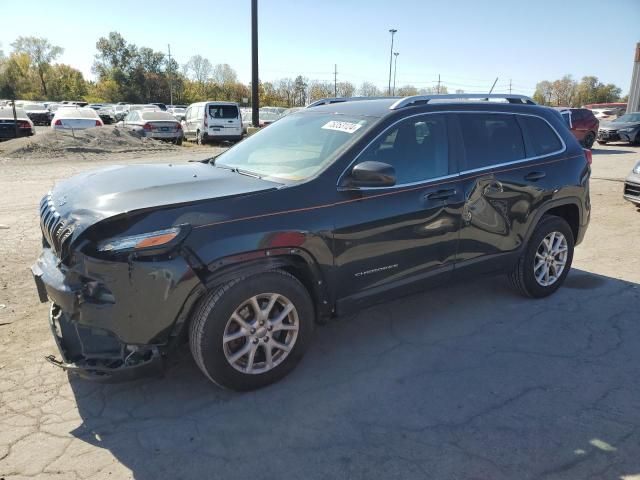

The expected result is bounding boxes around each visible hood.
[44,161,279,247]
[601,121,640,130]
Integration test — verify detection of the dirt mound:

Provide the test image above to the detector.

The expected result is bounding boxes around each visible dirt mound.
[0,126,179,159]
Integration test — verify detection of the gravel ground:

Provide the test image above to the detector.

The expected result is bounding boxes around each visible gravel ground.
[0,142,639,479]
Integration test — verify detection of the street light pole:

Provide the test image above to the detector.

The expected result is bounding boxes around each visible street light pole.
[393,52,399,95]
[251,0,259,128]
[387,28,397,96]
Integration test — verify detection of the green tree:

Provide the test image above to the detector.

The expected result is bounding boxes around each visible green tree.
[293,75,308,106]
[11,36,63,97]
[47,64,87,100]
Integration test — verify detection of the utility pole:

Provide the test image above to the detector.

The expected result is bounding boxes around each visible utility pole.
[334,64,338,97]
[489,77,498,94]
[387,28,397,96]
[509,79,512,94]
[437,74,441,94]
[392,52,399,95]
[167,44,173,106]
[251,0,259,128]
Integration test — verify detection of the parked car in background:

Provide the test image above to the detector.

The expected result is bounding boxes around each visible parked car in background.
[150,102,167,111]
[555,107,599,149]
[597,112,640,145]
[624,161,640,208]
[22,102,51,126]
[122,110,183,145]
[241,108,282,132]
[128,104,161,112]
[96,105,116,125]
[184,101,243,144]
[51,107,103,130]
[0,107,34,141]
[167,106,186,122]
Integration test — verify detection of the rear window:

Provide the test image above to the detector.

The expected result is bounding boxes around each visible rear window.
[518,116,563,157]
[141,112,176,121]
[458,113,525,170]
[208,105,238,119]
[58,108,99,119]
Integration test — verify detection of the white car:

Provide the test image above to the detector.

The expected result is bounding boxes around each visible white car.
[51,107,103,130]
[183,101,243,144]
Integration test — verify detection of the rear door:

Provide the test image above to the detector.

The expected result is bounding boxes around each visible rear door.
[453,112,564,273]
[333,113,464,308]
[208,104,241,136]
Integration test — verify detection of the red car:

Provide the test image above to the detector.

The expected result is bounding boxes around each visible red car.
[555,107,599,149]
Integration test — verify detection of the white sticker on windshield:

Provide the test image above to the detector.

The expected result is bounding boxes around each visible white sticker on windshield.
[321,120,363,134]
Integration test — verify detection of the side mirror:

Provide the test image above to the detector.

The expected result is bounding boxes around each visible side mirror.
[347,161,396,188]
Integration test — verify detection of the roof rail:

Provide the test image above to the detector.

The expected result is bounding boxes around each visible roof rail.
[307,96,392,108]
[389,94,536,110]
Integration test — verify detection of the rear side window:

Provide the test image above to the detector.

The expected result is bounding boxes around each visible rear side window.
[356,114,449,184]
[518,116,563,157]
[209,105,238,119]
[458,113,525,169]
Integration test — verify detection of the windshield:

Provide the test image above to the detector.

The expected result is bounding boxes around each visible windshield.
[215,113,372,181]
[613,113,640,123]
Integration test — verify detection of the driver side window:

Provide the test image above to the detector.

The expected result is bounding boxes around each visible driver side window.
[355,114,449,185]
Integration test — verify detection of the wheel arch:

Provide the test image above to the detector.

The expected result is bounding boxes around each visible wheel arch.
[524,198,581,245]
[169,248,331,340]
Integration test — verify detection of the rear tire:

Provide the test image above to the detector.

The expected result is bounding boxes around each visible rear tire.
[189,270,315,391]
[509,215,574,298]
[196,130,204,145]
[583,132,595,149]
[175,137,183,146]
[597,140,608,145]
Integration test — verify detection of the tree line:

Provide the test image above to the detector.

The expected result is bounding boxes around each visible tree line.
[0,33,627,108]
[533,75,626,107]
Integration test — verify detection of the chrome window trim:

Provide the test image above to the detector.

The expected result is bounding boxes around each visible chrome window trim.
[336,110,567,190]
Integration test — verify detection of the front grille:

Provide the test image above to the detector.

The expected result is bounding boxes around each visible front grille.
[40,194,74,259]
[625,182,640,198]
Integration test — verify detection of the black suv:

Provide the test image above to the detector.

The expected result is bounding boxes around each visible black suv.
[32,94,591,390]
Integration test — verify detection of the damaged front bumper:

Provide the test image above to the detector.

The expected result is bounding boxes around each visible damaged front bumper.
[31,247,200,382]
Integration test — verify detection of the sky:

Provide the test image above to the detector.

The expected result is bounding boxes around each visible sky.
[1,0,639,96]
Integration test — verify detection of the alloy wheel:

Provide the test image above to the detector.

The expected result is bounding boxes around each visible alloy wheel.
[534,231,568,287]
[222,293,299,374]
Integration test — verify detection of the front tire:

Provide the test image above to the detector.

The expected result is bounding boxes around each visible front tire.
[597,140,608,145]
[509,215,574,298]
[189,270,315,391]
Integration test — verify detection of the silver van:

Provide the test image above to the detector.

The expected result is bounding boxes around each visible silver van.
[183,101,243,144]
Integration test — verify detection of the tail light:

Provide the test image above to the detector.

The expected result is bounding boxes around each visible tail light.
[583,148,592,166]
[175,122,182,130]
[95,120,103,126]
[204,114,208,128]
[143,123,153,131]
[54,119,63,126]
[17,120,31,129]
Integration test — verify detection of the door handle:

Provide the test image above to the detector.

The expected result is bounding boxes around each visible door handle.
[425,189,457,201]
[524,171,546,181]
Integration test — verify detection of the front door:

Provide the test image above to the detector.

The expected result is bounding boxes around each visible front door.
[332,113,463,310]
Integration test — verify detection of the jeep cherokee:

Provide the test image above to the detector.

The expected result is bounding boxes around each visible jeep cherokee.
[32,94,591,391]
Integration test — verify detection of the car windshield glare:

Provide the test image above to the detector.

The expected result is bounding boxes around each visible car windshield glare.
[614,113,640,123]
[215,113,371,181]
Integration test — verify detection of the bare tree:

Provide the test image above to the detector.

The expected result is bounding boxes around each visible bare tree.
[308,80,333,102]
[359,81,380,97]
[212,63,238,85]
[10,36,63,96]
[184,55,212,84]
[336,81,356,98]
[396,85,418,96]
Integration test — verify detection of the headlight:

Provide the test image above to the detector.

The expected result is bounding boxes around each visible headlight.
[97,227,182,253]
[633,162,640,175]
